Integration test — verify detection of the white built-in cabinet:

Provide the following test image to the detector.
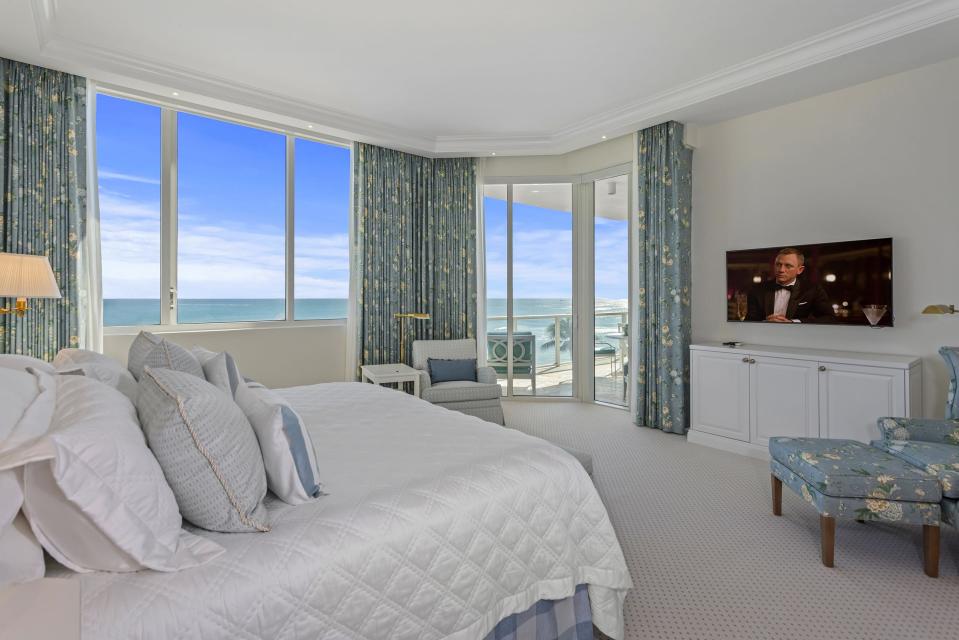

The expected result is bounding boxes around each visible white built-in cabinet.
[688,343,921,459]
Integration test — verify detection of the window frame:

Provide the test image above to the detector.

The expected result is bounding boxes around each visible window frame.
[97,87,353,335]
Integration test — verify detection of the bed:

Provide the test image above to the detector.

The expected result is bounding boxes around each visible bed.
[49,382,632,639]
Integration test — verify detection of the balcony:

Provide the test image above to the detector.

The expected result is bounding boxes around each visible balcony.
[486,310,628,404]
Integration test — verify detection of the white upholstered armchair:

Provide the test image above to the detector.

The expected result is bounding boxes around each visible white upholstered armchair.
[411,339,505,425]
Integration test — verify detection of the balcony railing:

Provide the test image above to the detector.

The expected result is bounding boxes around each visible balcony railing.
[487,310,628,368]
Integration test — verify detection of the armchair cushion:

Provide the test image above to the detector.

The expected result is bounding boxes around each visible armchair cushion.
[877,417,959,445]
[477,366,498,385]
[427,358,477,384]
[412,339,477,371]
[872,439,959,498]
[422,381,502,404]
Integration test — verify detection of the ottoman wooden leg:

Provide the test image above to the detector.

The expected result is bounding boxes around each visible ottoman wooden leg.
[820,515,835,568]
[923,525,939,578]
[771,475,782,516]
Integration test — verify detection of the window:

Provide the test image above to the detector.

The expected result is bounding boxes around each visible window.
[96,93,351,327]
[294,138,351,320]
[177,113,286,323]
[97,94,162,327]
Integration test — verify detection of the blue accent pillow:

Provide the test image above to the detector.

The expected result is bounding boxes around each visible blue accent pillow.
[428,358,477,384]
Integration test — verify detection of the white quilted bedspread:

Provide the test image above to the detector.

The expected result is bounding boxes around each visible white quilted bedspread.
[53,382,631,639]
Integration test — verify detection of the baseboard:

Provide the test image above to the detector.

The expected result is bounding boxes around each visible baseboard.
[687,429,770,461]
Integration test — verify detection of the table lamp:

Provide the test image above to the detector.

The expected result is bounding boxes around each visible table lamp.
[0,253,62,317]
[393,312,430,364]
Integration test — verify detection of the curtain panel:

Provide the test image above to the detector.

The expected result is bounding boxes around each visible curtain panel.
[353,143,477,372]
[0,58,87,359]
[631,121,692,434]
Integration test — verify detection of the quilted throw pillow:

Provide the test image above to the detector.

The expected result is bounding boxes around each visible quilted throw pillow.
[127,331,204,381]
[137,366,271,533]
[235,382,322,505]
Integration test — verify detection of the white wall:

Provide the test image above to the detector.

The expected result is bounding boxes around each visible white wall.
[481,134,633,177]
[692,56,959,417]
[103,324,348,389]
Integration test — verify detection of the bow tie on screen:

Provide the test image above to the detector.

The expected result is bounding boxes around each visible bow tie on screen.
[776,283,795,291]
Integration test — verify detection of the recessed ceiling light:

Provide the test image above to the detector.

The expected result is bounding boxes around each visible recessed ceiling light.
[172,91,179,96]
[490,152,496,156]
[307,125,314,129]
[601,135,607,140]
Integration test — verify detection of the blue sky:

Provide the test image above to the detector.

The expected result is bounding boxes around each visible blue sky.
[97,94,350,300]
[484,193,628,304]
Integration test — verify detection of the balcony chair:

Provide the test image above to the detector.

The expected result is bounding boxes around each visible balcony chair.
[486,332,536,393]
[411,339,505,425]
[594,340,617,377]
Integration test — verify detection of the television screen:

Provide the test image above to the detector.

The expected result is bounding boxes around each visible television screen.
[726,238,893,326]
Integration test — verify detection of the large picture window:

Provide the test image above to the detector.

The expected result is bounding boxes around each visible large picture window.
[96,93,351,327]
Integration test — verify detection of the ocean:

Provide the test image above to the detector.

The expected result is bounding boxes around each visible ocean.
[104,298,628,363]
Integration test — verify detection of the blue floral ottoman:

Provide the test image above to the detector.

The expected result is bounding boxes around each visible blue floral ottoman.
[768,437,942,577]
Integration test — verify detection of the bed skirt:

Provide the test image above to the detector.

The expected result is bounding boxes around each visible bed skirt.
[482,584,593,640]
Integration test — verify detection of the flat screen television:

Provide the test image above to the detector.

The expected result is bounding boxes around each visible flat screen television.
[726,238,893,326]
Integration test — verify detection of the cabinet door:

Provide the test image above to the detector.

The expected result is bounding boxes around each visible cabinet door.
[691,350,750,441]
[750,356,820,448]
[819,364,905,443]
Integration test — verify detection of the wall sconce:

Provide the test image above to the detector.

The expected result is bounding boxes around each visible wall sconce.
[0,253,63,317]
[922,304,956,315]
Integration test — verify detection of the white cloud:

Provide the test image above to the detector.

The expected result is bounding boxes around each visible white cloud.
[99,169,161,185]
[100,193,349,300]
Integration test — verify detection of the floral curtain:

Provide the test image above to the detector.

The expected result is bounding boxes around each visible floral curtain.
[632,122,692,434]
[353,143,476,371]
[0,58,87,359]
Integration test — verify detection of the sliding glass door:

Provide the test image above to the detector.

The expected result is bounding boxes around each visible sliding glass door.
[484,183,574,397]
[593,174,630,405]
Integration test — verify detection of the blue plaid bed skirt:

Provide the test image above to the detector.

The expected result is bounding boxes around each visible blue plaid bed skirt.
[482,585,593,640]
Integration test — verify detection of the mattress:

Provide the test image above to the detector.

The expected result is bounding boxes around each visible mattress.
[51,382,631,639]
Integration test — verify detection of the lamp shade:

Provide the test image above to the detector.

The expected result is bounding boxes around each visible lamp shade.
[0,253,62,298]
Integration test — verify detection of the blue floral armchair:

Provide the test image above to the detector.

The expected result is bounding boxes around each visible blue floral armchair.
[873,347,959,527]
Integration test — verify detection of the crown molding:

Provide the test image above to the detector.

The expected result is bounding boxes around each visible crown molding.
[28,0,959,157]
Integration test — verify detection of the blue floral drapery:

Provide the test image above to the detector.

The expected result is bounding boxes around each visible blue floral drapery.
[353,143,476,371]
[1,58,87,359]
[632,122,692,434]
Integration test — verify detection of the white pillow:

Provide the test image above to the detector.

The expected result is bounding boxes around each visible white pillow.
[235,382,323,505]
[127,331,203,381]
[0,368,56,449]
[53,348,138,403]
[7,373,224,572]
[0,470,44,587]
[199,351,243,398]
[0,355,55,375]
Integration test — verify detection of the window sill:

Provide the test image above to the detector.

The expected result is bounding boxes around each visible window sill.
[103,318,347,336]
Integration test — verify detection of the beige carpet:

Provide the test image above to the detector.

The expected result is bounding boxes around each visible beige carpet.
[503,400,959,640]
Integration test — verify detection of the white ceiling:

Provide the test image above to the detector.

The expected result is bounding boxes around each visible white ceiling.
[2,0,959,156]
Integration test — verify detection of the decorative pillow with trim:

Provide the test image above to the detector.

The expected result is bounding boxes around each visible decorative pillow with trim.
[136,366,270,533]
[127,331,203,381]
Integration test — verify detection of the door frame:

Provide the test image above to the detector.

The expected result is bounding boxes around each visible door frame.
[481,162,632,405]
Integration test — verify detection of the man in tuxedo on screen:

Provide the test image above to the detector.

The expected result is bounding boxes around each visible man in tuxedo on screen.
[746,247,834,323]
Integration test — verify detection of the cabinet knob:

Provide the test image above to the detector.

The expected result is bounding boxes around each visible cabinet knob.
[742,357,750,363]
[819,365,827,372]
[749,358,756,364]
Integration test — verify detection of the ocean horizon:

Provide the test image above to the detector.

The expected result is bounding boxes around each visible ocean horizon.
[105,297,628,362]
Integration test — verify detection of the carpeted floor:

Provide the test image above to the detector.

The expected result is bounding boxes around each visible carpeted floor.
[503,400,959,640]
